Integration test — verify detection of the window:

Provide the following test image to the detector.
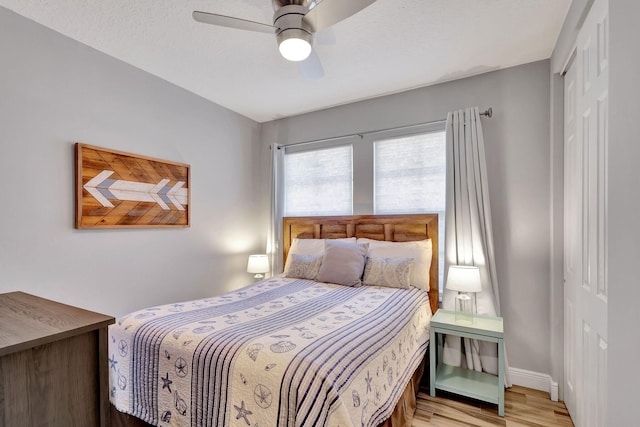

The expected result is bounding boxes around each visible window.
[280,124,446,291]
[284,145,353,216]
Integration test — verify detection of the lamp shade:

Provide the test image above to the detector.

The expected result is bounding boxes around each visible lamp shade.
[446,265,482,293]
[247,254,270,274]
[277,29,312,61]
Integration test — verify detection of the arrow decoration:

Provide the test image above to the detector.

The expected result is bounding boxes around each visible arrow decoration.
[76,144,190,229]
[84,170,188,211]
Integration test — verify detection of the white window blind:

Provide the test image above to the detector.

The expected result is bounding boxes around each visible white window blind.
[374,130,446,289]
[284,145,353,216]
[374,131,446,214]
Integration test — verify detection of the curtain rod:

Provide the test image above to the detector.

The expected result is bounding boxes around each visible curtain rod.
[276,107,493,149]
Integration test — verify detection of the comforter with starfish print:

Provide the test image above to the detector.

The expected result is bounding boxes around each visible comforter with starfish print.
[109,276,431,427]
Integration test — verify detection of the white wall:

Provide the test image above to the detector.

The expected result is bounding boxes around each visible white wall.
[547,0,594,401]
[259,61,553,377]
[0,7,262,318]
[551,1,640,421]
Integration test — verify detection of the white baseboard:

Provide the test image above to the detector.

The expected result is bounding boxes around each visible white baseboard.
[508,367,559,401]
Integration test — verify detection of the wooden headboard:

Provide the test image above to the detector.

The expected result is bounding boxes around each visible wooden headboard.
[283,214,439,314]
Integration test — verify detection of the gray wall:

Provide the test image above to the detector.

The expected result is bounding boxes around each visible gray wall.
[260,60,553,376]
[0,7,262,318]
[607,2,640,425]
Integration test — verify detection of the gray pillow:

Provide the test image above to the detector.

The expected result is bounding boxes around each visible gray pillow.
[286,254,322,280]
[316,240,367,286]
[362,256,414,289]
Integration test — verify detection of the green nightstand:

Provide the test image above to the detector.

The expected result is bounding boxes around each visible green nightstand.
[429,309,505,416]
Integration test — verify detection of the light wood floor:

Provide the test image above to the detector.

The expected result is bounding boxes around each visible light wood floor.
[412,385,574,426]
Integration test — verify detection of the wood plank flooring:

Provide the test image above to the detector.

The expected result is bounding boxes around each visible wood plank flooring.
[412,385,574,426]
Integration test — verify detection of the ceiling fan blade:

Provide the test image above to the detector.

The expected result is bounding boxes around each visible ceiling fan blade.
[304,0,377,32]
[315,28,336,46]
[192,11,275,34]
[297,50,324,80]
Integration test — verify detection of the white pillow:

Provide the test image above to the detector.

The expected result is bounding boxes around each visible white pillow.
[283,237,356,274]
[356,238,432,290]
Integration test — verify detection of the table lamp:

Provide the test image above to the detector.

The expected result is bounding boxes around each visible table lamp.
[446,265,482,324]
[247,254,270,279]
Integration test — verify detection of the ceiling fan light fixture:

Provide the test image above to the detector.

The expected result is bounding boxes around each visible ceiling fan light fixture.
[277,29,312,62]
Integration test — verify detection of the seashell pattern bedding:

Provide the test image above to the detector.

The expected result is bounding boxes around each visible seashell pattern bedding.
[109,276,431,427]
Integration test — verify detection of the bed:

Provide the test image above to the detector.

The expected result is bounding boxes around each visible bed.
[109,214,439,427]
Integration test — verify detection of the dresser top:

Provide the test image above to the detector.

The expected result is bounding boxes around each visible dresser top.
[0,291,114,356]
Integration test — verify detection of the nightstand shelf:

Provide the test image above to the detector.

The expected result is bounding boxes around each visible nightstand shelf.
[429,309,505,416]
[434,364,501,404]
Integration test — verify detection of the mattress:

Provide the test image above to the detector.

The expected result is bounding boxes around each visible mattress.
[108,276,431,427]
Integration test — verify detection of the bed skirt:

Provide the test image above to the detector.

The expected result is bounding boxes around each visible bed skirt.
[110,355,426,427]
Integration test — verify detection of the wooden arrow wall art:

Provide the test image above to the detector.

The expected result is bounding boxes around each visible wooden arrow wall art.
[75,143,190,228]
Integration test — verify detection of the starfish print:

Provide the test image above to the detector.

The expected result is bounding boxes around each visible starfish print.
[161,372,173,393]
[254,384,272,408]
[118,340,128,356]
[175,358,188,376]
[365,370,373,394]
[234,400,252,425]
[108,354,118,371]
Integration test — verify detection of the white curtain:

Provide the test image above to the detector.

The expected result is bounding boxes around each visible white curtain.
[267,143,284,276]
[442,107,511,385]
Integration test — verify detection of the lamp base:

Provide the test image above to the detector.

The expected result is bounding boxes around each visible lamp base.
[455,292,474,325]
[253,273,264,279]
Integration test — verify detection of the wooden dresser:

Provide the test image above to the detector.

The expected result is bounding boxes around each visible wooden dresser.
[0,291,115,427]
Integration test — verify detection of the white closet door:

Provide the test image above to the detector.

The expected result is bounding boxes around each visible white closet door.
[563,53,578,421]
[564,0,609,425]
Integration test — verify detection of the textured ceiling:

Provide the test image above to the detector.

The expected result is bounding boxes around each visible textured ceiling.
[0,0,571,123]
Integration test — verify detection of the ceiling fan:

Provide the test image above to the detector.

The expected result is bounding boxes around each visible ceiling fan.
[193,0,377,78]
